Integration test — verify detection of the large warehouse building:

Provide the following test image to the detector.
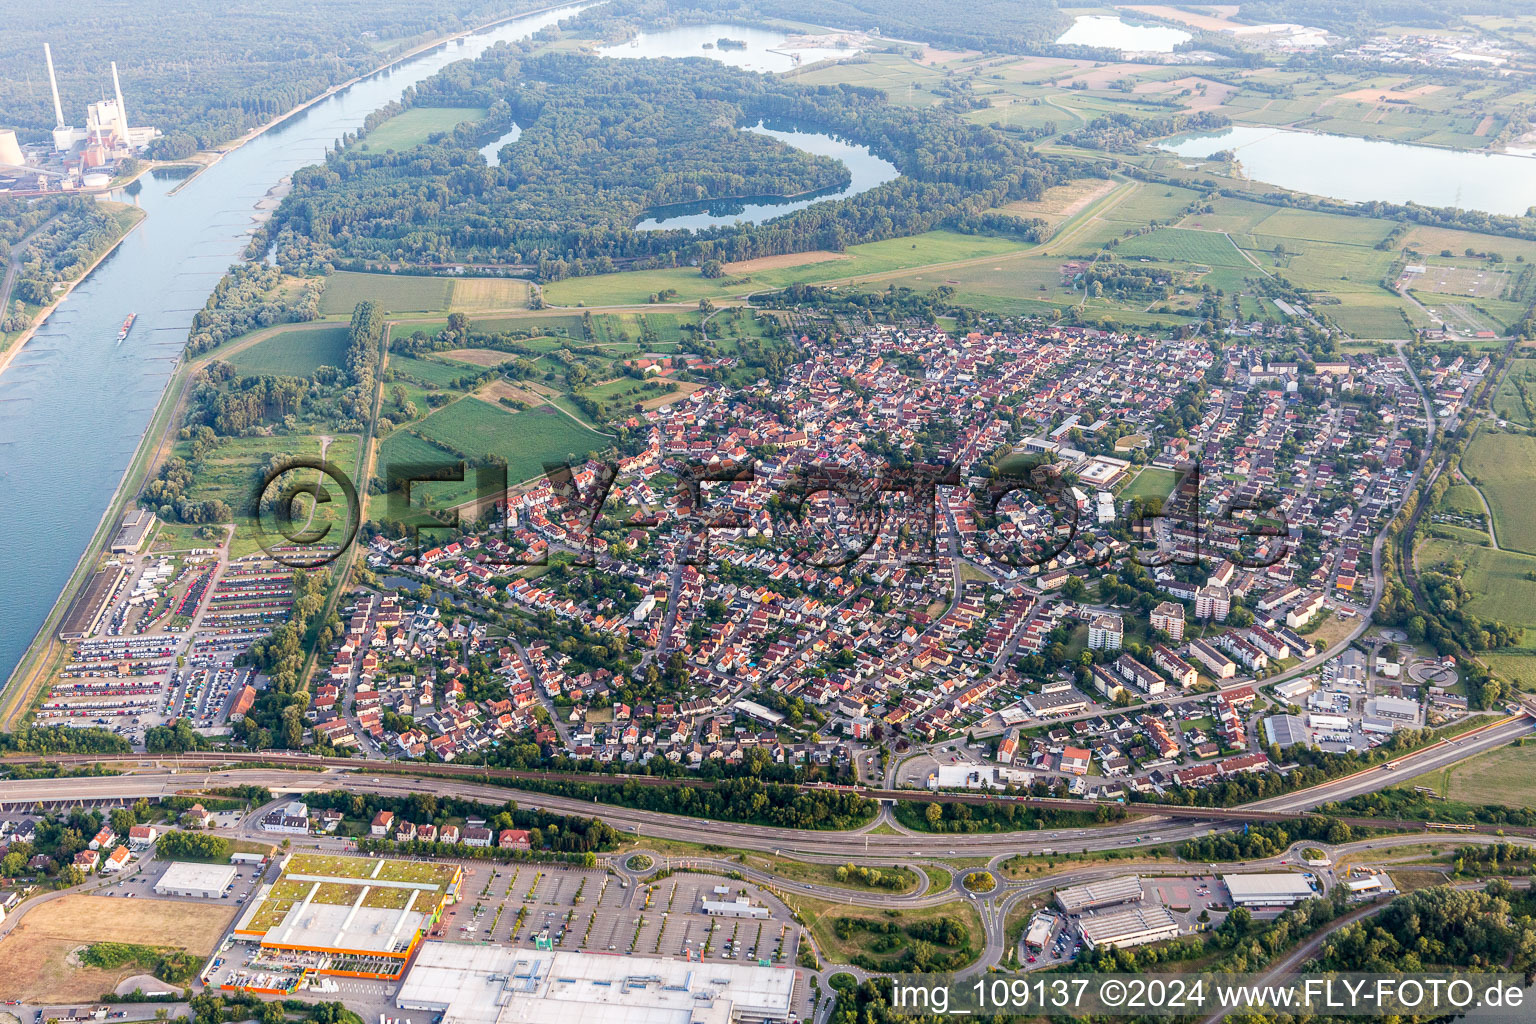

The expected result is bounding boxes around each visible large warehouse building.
[1078,905,1180,949]
[1223,872,1316,907]
[397,941,796,1024]
[155,861,238,899]
[1055,875,1144,914]
[226,853,462,985]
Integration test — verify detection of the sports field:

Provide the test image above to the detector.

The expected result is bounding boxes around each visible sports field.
[1462,431,1536,554]
[0,895,234,1002]
[226,325,352,376]
[362,106,489,151]
[1121,466,1180,501]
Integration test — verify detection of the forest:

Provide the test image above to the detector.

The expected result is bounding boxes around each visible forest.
[256,49,1070,278]
[0,0,555,155]
[186,264,323,356]
[0,196,135,335]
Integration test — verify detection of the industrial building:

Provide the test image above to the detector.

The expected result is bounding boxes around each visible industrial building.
[1223,873,1316,907]
[1364,695,1420,724]
[1077,905,1180,949]
[227,853,461,984]
[396,941,796,1024]
[43,45,160,156]
[1264,713,1309,750]
[1055,875,1144,914]
[154,861,237,899]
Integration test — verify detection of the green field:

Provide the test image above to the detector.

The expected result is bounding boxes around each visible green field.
[320,271,451,315]
[178,434,361,559]
[1114,228,1251,268]
[226,325,352,376]
[391,353,477,387]
[361,106,489,151]
[1462,431,1536,555]
[1121,466,1180,501]
[1434,745,1536,808]
[383,397,613,503]
[1417,537,1536,630]
[542,230,1031,307]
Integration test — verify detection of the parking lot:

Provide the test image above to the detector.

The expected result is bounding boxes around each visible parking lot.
[1144,874,1230,930]
[444,862,798,965]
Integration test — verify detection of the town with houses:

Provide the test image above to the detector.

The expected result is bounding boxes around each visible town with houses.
[58,320,1475,802]
[30,321,1498,806]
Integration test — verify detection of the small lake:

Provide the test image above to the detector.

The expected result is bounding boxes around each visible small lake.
[479,125,522,166]
[1055,15,1192,53]
[1159,124,1536,217]
[635,122,899,231]
[598,22,859,73]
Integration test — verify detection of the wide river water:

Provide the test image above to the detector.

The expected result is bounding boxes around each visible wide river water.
[0,4,587,687]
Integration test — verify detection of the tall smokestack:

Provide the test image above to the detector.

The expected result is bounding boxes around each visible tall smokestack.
[111,61,130,147]
[44,43,65,127]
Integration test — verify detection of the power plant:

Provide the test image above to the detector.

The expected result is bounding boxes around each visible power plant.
[45,44,161,160]
[0,44,162,186]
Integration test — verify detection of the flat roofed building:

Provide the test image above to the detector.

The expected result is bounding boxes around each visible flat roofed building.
[1024,913,1056,950]
[1078,905,1179,949]
[1022,689,1090,717]
[1264,713,1309,750]
[155,860,237,899]
[229,853,461,983]
[397,941,795,1024]
[701,897,770,919]
[1223,872,1315,907]
[1055,875,1143,913]
[1365,695,1419,723]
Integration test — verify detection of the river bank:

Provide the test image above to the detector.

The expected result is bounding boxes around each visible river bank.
[0,204,147,381]
[0,2,594,699]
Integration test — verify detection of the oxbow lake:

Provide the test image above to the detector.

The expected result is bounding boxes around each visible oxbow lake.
[634,123,899,231]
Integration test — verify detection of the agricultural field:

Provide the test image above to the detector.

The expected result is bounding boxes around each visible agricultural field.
[447,277,531,311]
[320,271,452,315]
[360,105,489,151]
[0,895,234,1003]
[1114,228,1252,268]
[542,230,1032,307]
[384,397,612,503]
[225,324,352,377]
[1427,744,1536,808]
[1416,537,1536,632]
[1462,430,1536,554]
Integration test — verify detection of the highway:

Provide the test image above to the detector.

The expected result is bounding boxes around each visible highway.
[3,713,1532,862]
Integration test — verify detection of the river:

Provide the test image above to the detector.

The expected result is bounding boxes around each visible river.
[0,4,589,688]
